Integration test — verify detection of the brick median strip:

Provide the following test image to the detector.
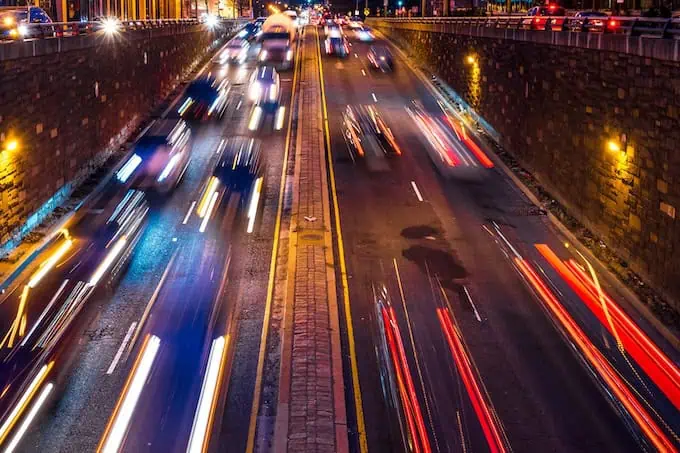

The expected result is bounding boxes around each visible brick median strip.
[273,27,349,453]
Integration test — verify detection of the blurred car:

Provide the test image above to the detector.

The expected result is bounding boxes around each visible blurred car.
[248,66,281,111]
[213,137,265,233]
[325,33,350,57]
[0,6,52,40]
[522,5,567,31]
[367,45,393,72]
[178,77,228,120]
[569,11,614,32]
[254,17,267,25]
[131,119,192,192]
[342,105,401,162]
[237,22,260,40]
[324,19,340,35]
[217,38,250,64]
[336,15,348,26]
[354,26,374,41]
[348,16,363,29]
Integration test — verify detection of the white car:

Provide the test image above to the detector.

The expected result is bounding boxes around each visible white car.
[217,38,250,64]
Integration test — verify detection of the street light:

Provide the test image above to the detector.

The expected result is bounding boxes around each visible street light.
[3,139,18,152]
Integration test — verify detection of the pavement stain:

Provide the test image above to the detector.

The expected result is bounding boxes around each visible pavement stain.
[402,245,467,290]
[400,224,440,240]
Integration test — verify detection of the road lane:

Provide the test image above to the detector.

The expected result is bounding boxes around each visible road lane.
[15,41,293,453]
[322,31,664,452]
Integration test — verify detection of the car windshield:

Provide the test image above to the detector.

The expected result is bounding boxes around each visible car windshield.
[579,11,607,16]
[261,32,289,40]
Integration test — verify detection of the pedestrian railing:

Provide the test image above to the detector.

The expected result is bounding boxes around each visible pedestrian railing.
[1,17,247,42]
[372,16,680,39]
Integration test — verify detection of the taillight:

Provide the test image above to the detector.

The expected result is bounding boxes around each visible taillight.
[608,19,618,28]
[534,17,540,23]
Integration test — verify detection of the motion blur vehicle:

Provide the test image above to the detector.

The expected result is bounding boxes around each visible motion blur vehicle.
[258,13,296,70]
[406,101,493,177]
[130,119,192,192]
[248,66,281,111]
[237,22,261,40]
[0,6,52,40]
[324,19,340,36]
[569,11,615,32]
[217,38,250,64]
[325,31,350,57]
[178,77,229,121]
[348,16,363,29]
[354,26,374,42]
[212,137,265,233]
[522,5,567,31]
[367,45,394,72]
[342,105,401,165]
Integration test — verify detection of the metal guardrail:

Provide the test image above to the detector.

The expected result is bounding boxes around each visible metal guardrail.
[374,16,680,39]
[0,18,245,42]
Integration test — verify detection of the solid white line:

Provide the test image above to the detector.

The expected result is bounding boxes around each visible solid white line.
[183,201,197,225]
[236,100,242,110]
[371,93,377,103]
[107,322,138,375]
[361,69,366,76]
[5,382,54,453]
[463,286,482,323]
[410,181,424,202]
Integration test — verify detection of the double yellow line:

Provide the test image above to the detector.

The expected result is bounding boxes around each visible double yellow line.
[314,26,368,453]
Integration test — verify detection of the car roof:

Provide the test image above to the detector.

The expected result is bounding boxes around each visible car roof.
[145,119,187,139]
[218,137,263,170]
[576,10,608,16]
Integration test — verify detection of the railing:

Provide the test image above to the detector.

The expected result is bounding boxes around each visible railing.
[0,18,247,42]
[372,16,680,39]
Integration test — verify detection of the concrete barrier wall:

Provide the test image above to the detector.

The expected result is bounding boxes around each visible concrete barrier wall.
[0,24,236,250]
[370,19,680,310]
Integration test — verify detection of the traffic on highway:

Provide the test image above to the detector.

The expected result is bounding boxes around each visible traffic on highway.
[0,7,678,453]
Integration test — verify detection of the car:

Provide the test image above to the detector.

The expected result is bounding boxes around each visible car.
[367,45,393,72]
[324,19,340,35]
[569,11,615,32]
[348,16,363,29]
[522,5,567,31]
[325,33,350,57]
[0,6,52,40]
[354,26,374,42]
[342,105,401,163]
[236,22,260,40]
[130,119,192,192]
[178,77,229,120]
[212,137,265,233]
[217,38,250,64]
[248,66,281,111]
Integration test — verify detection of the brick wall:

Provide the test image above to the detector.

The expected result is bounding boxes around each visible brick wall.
[371,20,680,311]
[0,24,235,248]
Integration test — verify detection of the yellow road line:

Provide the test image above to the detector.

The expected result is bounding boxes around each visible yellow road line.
[245,34,303,453]
[315,26,368,453]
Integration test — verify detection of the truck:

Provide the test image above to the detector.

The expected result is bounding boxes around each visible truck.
[258,13,297,70]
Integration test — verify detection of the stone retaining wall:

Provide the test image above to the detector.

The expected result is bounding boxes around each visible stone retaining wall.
[0,24,236,250]
[370,19,680,311]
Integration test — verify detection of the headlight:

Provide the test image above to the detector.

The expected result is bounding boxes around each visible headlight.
[269,85,278,102]
[17,24,27,36]
[3,17,14,27]
[250,82,261,101]
[286,49,293,61]
[259,50,268,61]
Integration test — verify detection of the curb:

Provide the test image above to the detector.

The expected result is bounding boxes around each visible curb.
[376,28,680,352]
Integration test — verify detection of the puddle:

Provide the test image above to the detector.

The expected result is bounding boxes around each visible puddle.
[400,225,440,240]
[402,245,466,290]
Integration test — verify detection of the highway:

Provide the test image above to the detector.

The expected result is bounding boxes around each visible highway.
[319,26,680,453]
[0,18,678,453]
[0,40,293,453]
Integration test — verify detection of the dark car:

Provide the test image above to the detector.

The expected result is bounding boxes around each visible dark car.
[213,137,265,233]
[522,5,567,31]
[342,105,401,163]
[0,6,52,40]
[367,45,393,72]
[130,119,192,193]
[569,11,615,32]
[248,66,281,112]
[325,34,350,57]
[178,77,228,121]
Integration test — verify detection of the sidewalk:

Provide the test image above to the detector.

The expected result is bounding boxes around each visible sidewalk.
[274,28,349,453]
